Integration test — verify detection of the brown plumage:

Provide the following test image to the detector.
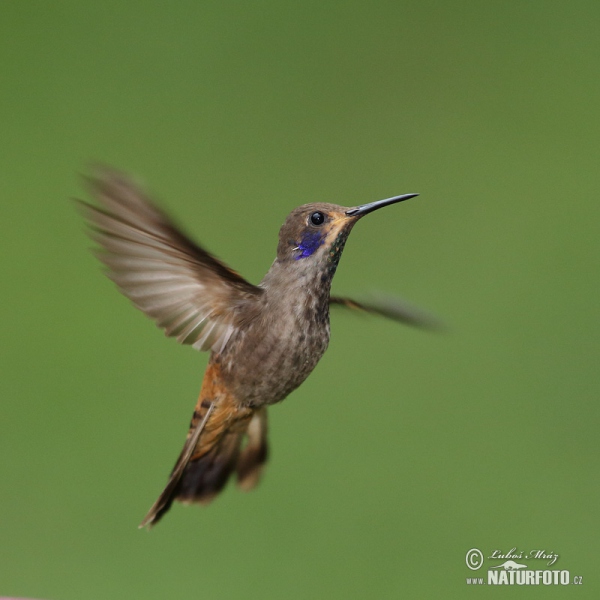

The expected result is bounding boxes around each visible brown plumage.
[79,167,427,527]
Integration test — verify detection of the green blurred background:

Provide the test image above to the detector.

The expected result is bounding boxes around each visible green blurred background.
[1,1,599,598]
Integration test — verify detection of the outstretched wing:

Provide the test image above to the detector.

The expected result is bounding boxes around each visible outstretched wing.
[79,168,263,353]
[330,295,441,330]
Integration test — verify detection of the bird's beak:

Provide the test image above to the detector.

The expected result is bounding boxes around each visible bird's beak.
[345,193,419,217]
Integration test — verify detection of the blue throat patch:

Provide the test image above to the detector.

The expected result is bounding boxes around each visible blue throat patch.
[295,230,325,259]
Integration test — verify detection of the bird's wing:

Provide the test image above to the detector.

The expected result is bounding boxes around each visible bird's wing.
[329,295,441,330]
[79,168,263,353]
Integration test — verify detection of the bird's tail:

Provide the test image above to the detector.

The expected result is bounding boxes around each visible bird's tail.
[177,403,269,503]
[140,373,268,528]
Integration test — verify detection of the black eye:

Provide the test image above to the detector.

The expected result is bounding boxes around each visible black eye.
[310,211,325,226]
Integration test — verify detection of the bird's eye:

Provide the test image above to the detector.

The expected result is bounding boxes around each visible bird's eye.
[310,211,325,226]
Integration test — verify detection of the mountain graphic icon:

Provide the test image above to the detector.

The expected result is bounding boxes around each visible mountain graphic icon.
[490,560,528,570]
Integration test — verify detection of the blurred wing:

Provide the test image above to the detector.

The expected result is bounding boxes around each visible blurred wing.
[79,168,263,353]
[330,295,442,330]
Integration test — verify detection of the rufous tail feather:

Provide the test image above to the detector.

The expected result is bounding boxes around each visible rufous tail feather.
[139,364,268,528]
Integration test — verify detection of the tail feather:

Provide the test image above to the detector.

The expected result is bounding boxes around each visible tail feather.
[178,429,243,504]
[139,401,216,528]
[237,408,268,491]
[140,379,268,528]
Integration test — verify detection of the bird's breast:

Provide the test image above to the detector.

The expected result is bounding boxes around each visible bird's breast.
[216,285,331,408]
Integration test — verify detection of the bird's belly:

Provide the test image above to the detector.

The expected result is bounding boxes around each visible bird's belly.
[218,321,330,408]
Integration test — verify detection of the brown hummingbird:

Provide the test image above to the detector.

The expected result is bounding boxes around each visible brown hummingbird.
[79,168,429,528]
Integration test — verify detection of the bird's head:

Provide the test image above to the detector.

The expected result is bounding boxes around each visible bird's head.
[276,193,418,276]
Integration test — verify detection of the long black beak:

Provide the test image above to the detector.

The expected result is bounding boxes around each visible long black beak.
[345,193,419,217]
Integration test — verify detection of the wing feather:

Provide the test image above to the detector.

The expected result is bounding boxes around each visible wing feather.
[330,295,441,330]
[79,168,262,352]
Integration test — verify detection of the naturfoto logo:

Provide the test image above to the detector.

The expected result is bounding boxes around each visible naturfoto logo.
[465,547,583,587]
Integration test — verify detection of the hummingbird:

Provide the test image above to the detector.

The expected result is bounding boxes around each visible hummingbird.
[79,168,428,528]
